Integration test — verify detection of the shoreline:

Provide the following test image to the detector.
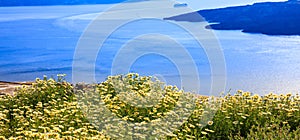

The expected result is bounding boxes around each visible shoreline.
[0,81,33,95]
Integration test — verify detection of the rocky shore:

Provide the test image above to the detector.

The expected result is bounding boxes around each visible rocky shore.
[0,81,32,95]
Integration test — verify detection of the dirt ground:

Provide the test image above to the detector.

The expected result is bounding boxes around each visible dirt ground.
[0,81,32,95]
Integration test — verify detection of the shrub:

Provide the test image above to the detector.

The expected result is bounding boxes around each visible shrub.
[0,76,108,139]
[76,73,197,139]
[0,73,299,139]
[171,91,300,139]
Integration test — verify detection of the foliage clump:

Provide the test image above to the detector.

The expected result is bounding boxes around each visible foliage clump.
[172,91,300,139]
[98,73,182,122]
[0,74,299,139]
[0,76,108,139]
[77,73,195,139]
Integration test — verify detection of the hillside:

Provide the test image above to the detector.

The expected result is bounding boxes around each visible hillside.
[165,0,300,35]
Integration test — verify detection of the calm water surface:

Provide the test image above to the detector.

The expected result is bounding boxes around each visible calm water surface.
[0,5,300,95]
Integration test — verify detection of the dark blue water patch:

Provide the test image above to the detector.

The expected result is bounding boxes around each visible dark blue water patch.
[0,65,73,82]
[0,19,81,38]
[0,57,73,67]
[2,66,71,75]
[0,19,81,81]
[0,70,73,82]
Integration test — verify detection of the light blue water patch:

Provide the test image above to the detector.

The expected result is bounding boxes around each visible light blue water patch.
[95,19,212,93]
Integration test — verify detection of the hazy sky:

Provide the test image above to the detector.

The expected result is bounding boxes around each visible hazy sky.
[176,0,287,10]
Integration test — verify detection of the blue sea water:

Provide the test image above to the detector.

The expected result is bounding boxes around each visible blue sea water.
[0,4,300,95]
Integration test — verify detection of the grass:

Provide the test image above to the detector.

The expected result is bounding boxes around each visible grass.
[0,73,299,139]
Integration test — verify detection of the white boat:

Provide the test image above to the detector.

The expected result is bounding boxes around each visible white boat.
[174,3,188,8]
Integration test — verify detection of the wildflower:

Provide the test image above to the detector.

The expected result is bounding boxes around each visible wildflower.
[283,121,289,124]
[201,131,208,135]
[278,104,284,108]
[207,121,214,126]
[253,94,259,99]
[53,127,61,133]
[205,129,215,133]
[68,127,74,131]
[242,92,251,97]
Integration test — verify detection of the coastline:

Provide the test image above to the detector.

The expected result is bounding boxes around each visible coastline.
[0,81,32,95]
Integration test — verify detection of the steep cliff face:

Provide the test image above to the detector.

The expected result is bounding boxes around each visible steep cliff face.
[165,1,300,35]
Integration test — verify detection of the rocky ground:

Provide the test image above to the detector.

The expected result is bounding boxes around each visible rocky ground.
[0,81,32,95]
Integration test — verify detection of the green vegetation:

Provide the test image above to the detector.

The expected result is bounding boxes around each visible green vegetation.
[0,74,299,139]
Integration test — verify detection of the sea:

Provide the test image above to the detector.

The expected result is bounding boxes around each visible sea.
[0,2,300,95]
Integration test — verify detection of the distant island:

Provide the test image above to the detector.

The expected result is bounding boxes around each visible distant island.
[0,0,143,6]
[165,0,300,36]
